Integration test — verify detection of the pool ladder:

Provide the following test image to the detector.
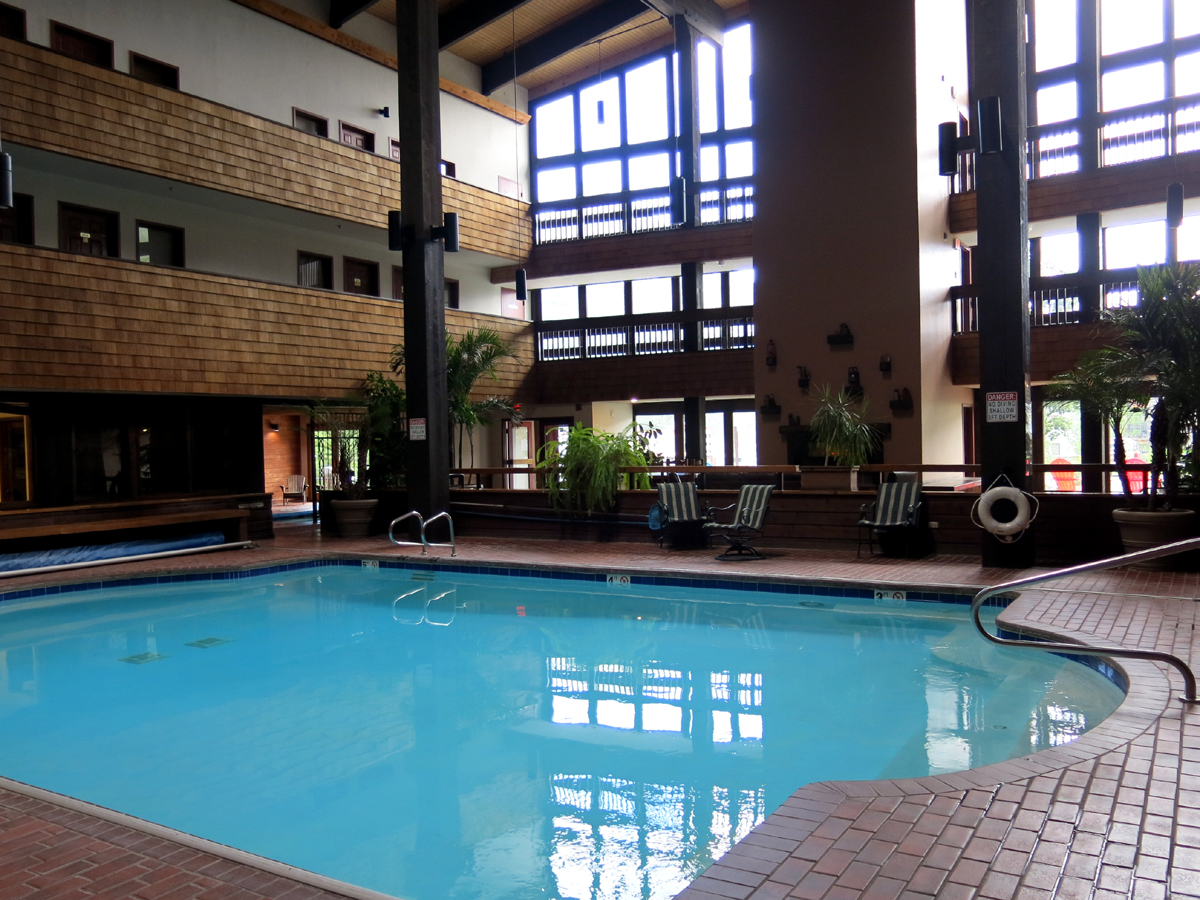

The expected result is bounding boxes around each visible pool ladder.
[388,510,457,557]
[970,536,1200,703]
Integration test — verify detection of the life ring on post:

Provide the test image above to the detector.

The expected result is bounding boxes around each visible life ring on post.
[971,482,1039,543]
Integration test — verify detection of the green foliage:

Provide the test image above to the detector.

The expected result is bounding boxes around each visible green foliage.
[392,328,520,467]
[807,385,881,467]
[1098,263,1200,507]
[537,423,653,515]
[361,370,408,490]
[1046,350,1149,498]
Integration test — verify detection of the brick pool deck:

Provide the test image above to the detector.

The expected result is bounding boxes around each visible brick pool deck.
[1,525,1199,899]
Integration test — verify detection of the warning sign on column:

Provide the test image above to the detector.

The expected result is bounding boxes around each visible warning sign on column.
[985,391,1019,423]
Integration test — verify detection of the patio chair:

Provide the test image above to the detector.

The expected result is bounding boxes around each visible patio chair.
[654,480,708,550]
[279,474,307,504]
[1126,457,1146,494]
[857,481,922,557]
[704,484,775,560]
[1049,458,1077,492]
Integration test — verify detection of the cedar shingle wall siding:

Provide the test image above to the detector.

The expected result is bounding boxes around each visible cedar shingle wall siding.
[0,38,531,259]
[0,245,535,399]
[533,348,754,404]
[950,322,1120,385]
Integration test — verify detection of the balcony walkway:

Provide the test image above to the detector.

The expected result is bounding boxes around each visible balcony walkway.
[0,526,1198,900]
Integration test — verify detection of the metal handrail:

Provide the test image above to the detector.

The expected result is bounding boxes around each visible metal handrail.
[971,537,1200,703]
[421,511,457,557]
[388,511,425,552]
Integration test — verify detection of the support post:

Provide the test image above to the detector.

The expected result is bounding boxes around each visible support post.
[1078,212,1101,322]
[683,396,706,464]
[397,0,450,523]
[674,16,701,226]
[680,261,703,352]
[973,0,1033,567]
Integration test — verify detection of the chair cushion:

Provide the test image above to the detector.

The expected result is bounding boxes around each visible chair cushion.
[658,482,704,522]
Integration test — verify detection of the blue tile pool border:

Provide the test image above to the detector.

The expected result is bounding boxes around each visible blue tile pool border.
[0,555,1008,609]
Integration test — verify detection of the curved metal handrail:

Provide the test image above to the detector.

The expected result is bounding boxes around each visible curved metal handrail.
[970,536,1200,703]
[389,511,426,552]
[422,511,457,557]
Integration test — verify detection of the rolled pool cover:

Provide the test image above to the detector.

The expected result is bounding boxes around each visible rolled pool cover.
[0,531,226,574]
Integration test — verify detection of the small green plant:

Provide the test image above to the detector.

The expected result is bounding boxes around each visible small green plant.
[538,423,654,515]
[808,385,881,467]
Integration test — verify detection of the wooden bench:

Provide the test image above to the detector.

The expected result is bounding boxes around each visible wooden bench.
[0,509,251,543]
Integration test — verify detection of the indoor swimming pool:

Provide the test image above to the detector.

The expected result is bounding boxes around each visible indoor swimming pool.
[0,562,1126,900]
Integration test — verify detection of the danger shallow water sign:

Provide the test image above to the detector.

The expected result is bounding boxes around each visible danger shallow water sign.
[985,391,1019,423]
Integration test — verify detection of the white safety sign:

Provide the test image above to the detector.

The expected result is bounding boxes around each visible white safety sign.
[985,391,1019,423]
[410,417,427,440]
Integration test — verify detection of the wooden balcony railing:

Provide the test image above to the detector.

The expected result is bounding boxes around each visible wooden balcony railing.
[950,268,1141,335]
[0,37,531,259]
[536,306,754,361]
[0,244,534,399]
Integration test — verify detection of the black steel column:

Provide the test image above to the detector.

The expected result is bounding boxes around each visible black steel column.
[397,0,450,521]
[674,16,701,226]
[680,261,706,462]
[973,0,1033,567]
[1078,0,1100,171]
[1078,212,1101,321]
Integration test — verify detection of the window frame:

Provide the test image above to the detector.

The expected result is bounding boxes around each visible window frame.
[49,21,113,68]
[135,219,186,268]
[297,251,333,290]
[339,121,376,154]
[293,108,329,139]
[0,2,27,41]
[129,51,179,90]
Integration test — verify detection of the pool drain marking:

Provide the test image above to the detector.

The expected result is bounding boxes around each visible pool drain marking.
[798,601,830,608]
[186,637,231,649]
[120,653,168,665]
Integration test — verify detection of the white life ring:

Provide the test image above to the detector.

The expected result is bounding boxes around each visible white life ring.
[973,486,1033,537]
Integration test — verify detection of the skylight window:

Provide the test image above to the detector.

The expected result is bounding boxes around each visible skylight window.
[1037,82,1078,124]
[698,41,719,134]
[722,24,753,129]
[580,77,621,152]
[535,95,575,158]
[625,57,669,144]
[628,153,670,190]
[1102,61,1165,111]
[1101,0,1163,55]
[1034,0,1077,71]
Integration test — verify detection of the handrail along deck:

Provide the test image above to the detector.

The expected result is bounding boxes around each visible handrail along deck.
[970,537,1200,702]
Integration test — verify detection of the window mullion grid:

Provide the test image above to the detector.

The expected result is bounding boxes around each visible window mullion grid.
[1166,0,1177,155]
[715,40,727,220]
[620,68,631,231]
[573,92,584,224]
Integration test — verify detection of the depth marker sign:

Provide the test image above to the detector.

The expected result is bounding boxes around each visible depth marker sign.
[985,391,1019,423]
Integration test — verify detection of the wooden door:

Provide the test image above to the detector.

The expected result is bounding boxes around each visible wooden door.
[340,123,375,153]
[59,205,115,256]
[343,258,379,296]
[502,287,525,319]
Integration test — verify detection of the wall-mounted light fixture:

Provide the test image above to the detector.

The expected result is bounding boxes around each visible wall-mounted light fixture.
[515,268,528,302]
[432,212,460,252]
[269,422,280,432]
[377,106,390,118]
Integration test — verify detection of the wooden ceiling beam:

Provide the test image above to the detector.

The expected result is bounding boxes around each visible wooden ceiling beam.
[642,0,725,45]
[439,0,535,48]
[329,0,378,29]
[480,0,646,95]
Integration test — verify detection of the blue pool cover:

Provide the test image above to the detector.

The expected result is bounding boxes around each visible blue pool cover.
[0,530,226,573]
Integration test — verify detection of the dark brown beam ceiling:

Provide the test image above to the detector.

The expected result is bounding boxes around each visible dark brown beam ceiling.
[439,0,535,47]
[330,0,378,28]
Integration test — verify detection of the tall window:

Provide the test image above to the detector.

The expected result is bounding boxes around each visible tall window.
[530,22,754,243]
[1028,0,1200,176]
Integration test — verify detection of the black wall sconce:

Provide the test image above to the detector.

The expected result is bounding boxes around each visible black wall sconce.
[879,354,892,374]
[269,422,280,432]
[796,365,810,389]
[389,210,459,253]
[846,366,863,398]
[0,152,12,210]
[765,340,777,367]
[377,106,390,118]
[827,323,854,347]
[515,268,528,302]
[889,388,914,412]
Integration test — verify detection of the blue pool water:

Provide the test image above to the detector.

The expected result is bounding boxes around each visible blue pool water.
[0,565,1123,900]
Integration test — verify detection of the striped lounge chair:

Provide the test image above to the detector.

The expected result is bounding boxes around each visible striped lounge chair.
[857,481,923,557]
[656,480,708,550]
[704,484,775,560]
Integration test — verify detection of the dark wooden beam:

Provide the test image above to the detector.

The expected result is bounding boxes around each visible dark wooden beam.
[481,0,646,95]
[973,0,1033,567]
[643,0,725,45]
[397,0,451,522]
[440,0,531,48]
[329,0,377,29]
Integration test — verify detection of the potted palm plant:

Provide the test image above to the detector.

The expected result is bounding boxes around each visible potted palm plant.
[1054,264,1200,562]
[391,327,519,468]
[803,386,881,491]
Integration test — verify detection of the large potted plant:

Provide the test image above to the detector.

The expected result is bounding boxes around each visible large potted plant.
[803,386,881,490]
[537,423,653,516]
[323,372,408,537]
[1059,264,1200,562]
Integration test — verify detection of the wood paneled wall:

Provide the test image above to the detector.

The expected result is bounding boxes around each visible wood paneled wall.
[491,222,755,283]
[0,244,535,400]
[533,348,754,403]
[949,322,1119,386]
[949,152,1200,234]
[0,38,531,260]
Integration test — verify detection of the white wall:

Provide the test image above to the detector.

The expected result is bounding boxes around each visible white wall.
[11,145,511,315]
[21,0,529,200]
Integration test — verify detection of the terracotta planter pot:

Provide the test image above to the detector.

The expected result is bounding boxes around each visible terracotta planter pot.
[330,498,379,538]
[1112,508,1196,569]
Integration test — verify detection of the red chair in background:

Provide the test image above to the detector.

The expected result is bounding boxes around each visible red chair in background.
[1125,458,1146,494]
[1049,458,1077,492]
